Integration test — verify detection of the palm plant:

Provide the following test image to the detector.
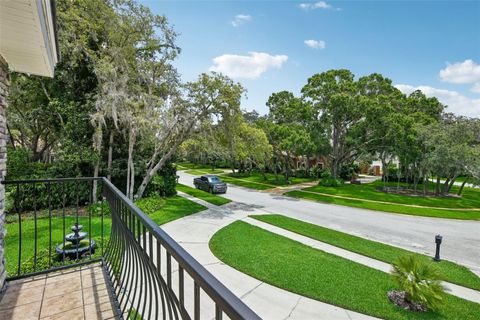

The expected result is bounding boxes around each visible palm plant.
[391,255,445,311]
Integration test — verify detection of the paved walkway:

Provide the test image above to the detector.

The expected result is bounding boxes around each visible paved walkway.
[166,193,377,319]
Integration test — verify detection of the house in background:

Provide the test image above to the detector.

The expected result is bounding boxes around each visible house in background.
[0,0,59,293]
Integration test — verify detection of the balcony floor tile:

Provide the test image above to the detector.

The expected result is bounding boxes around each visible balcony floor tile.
[0,263,119,320]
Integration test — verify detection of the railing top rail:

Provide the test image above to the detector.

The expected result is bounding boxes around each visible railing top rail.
[2,177,103,184]
[102,177,261,320]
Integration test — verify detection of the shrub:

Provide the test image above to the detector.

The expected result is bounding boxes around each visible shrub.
[5,146,93,213]
[87,201,111,216]
[339,163,360,181]
[309,165,325,179]
[228,172,251,178]
[294,168,311,178]
[144,163,177,197]
[135,196,166,215]
[18,249,60,275]
[391,255,445,311]
[5,180,92,214]
[319,178,344,187]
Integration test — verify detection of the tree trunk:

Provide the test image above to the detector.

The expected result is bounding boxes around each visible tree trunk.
[457,178,469,196]
[284,156,290,183]
[107,130,114,181]
[92,159,99,203]
[126,127,136,200]
[6,124,16,150]
[332,160,339,180]
[447,174,458,193]
[135,121,195,199]
[273,156,279,182]
[435,177,441,196]
[442,176,451,195]
[381,157,388,189]
[423,176,427,196]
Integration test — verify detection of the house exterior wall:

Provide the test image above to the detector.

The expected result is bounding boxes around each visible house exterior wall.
[0,54,7,294]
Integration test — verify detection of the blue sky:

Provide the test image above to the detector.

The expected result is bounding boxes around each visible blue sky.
[140,0,480,117]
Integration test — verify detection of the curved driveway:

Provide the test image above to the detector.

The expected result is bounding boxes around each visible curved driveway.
[178,171,480,274]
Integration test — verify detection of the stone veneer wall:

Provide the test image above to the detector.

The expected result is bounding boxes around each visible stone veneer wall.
[0,54,8,294]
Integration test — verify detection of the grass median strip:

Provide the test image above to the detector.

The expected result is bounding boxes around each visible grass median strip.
[210,221,480,320]
[219,175,274,190]
[184,169,225,176]
[250,214,480,291]
[220,172,315,190]
[285,190,480,220]
[302,181,480,209]
[176,184,231,206]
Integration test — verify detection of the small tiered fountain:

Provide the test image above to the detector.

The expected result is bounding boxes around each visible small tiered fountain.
[56,223,96,259]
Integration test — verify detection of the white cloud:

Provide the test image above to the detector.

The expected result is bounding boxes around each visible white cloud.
[439,59,480,84]
[439,59,480,93]
[231,14,251,27]
[209,52,288,79]
[471,83,480,94]
[304,39,326,49]
[299,1,332,10]
[395,84,480,118]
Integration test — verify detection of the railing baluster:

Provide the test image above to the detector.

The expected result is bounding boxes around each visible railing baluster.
[75,182,79,261]
[16,183,22,276]
[216,305,223,320]
[33,182,37,273]
[136,217,141,244]
[142,225,147,251]
[101,195,104,257]
[48,182,52,268]
[89,180,93,258]
[62,182,66,264]
[167,252,172,290]
[194,282,200,320]
[179,266,184,313]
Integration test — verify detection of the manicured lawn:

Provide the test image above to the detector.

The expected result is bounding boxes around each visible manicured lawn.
[302,181,480,208]
[210,221,480,320]
[135,195,206,225]
[219,175,273,190]
[176,162,226,172]
[220,172,315,190]
[175,162,212,170]
[286,190,480,220]
[185,169,225,176]
[4,195,205,276]
[251,214,480,290]
[177,184,231,206]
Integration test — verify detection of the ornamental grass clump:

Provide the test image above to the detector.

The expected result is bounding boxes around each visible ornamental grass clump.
[389,255,445,312]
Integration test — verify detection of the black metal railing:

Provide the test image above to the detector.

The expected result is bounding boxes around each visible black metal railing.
[3,177,260,320]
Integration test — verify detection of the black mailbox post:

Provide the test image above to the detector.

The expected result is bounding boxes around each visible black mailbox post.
[434,235,442,262]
